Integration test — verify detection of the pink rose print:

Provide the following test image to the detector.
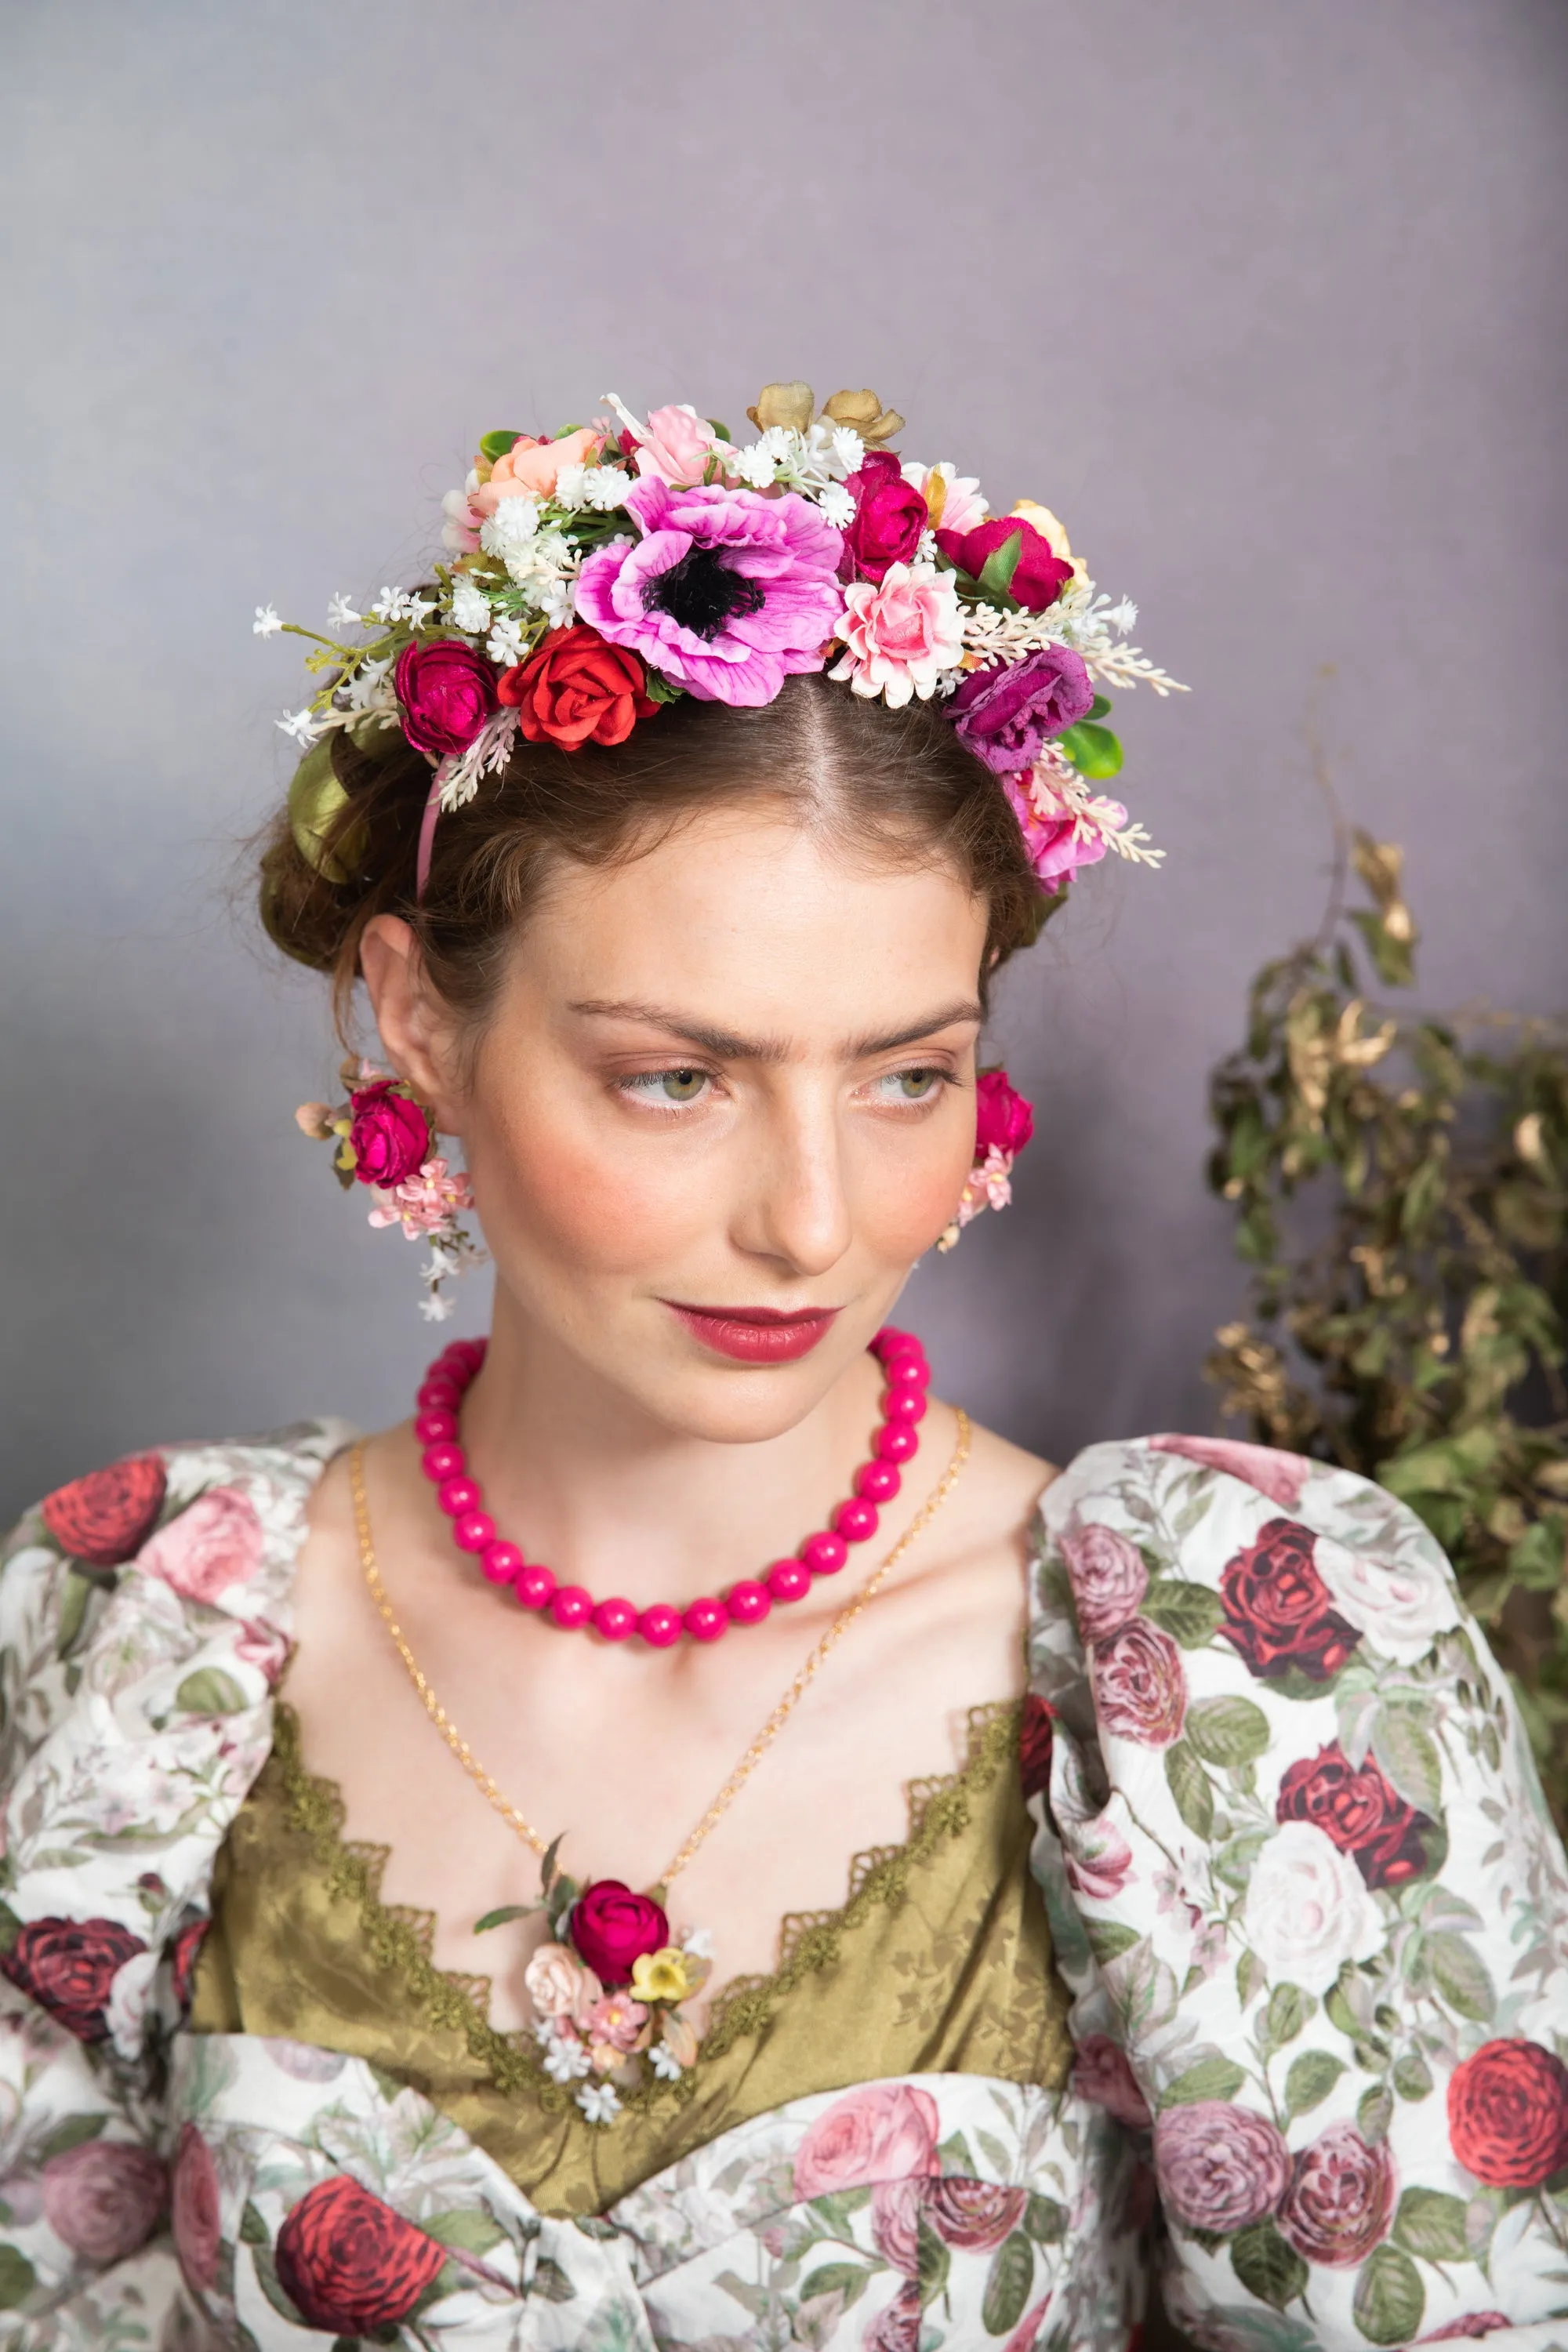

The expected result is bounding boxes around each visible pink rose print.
[1417,2320,1513,2342]
[870,2176,924,2274]
[42,2140,167,2264]
[865,2280,924,2352]
[138,1488,263,1604]
[793,2082,940,2198]
[1154,2101,1292,2235]
[925,2178,1028,2250]
[1064,1817,1135,1904]
[1277,2122,1396,2267]
[1149,1433,1312,1512]
[1072,2033,1152,2130]
[1059,1522,1148,1642]
[172,2124,221,2293]
[1091,1619,1188,1746]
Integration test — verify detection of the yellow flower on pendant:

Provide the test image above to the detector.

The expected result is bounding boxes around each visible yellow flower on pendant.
[630,1946,699,2005]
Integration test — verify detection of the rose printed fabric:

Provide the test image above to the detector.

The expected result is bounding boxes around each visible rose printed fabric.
[1029,1436,1568,2352]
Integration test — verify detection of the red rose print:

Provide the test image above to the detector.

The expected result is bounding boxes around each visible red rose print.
[0,1917,147,2042]
[1018,1694,1055,1800]
[1276,1741,1434,1889]
[1447,2039,1568,2188]
[924,2178,1028,2251]
[1091,1620,1188,1747]
[40,1454,165,1566]
[1073,2033,1153,2131]
[170,1918,209,2012]
[1276,2122,1396,2267]
[274,2174,445,2334]
[1220,1518,1361,1684]
[172,2125,222,2294]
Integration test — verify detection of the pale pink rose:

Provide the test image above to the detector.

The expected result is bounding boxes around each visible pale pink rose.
[632,403,722,487]
[262,2038,345,2081]
[900,459,987,537]
[1072,2033,1152,2130]
[172,2125,220,2292]
[793,2082,940,2198]
[829,563,964,708]
[472,427,604,514]
[137,1488,263,1604]
[42,2139,167,2264]
[1091,1620,1188,1747]
[1155,2101,1292,2234]
[524,1941,601,2025]
[1149,1433,1312,1512]
[0,2174,43,2227]
[1060,1522,1148,1642]
[234,1617,290,1686]
[585,1991,647,2053]
[866,2281,923,2352]
[1063,1815,1134,1903]
[870,2176,925,2274]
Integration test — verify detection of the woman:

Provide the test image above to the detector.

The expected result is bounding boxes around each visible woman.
[2,387,1565,2351]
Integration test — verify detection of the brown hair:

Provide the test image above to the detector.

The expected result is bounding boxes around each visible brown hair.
[259,673,1050,1039]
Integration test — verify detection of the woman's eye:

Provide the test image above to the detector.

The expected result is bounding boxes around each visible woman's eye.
[624,1068,710,1105]
[877,1068,946,1103]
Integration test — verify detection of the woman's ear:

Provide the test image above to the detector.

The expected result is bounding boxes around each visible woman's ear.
[359,916,466,1132]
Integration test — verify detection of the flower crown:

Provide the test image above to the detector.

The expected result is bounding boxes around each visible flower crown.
[260,379,1185,902]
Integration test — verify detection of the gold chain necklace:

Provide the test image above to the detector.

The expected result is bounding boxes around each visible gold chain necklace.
[349,1407,971,1893]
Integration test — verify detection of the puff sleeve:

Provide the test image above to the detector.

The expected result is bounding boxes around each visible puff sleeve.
[1026,1435,1568,2352]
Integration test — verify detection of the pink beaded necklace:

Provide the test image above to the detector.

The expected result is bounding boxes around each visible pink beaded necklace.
[414,1325,931,1648]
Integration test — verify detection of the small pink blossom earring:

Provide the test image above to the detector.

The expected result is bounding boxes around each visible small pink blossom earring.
[296,1060,486,1319]
[938,1067,1034,1251]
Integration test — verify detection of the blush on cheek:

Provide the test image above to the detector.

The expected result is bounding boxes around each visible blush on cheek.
[860,1142,975,1265]
[474,1126,710,1281]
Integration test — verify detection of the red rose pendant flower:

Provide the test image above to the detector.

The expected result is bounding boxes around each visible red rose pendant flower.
[569,1880,669,1985]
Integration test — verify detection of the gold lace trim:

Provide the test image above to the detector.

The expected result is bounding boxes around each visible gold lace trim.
[271,1696,1022,2124]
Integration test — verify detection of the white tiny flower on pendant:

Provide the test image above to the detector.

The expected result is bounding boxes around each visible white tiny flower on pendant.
[543,2032,591,2084]
[648,2042,684,2082]
[681,1927,715,1961]
[252,604,282,637]
[577,2081,622,2125]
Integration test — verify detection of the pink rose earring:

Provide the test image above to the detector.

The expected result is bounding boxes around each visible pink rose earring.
[296,1060,485,1319]
[938,1067,1034,1250]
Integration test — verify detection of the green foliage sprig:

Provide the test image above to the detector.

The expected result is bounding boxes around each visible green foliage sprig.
[1207,832,1568,1818]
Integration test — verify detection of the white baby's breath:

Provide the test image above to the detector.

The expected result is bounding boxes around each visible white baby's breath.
[448,577,491,634]
[818,481,854,528]
[252,604,281,638]
[583,463,632,512]
[486,615,527,667]
[829,424,865,474]
[480,497,540,565]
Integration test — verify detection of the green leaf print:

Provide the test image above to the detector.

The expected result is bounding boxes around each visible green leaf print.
[1165,1740,1215,1838]
[981,2230,1035,2333]
[1230,2218,1308,2312]
[1392,2187,1470,2263]
[1140,1580,1225,1646]
[1283,2050,1345,2122]
[1352,2244,1425,2346]
[1427,1931,1496,2023]
[1163,2056,1247,2107]
[1185,1695,1272,1767]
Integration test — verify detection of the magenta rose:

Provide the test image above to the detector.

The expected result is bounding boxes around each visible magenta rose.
[0,1918,147,2042]
[348,1080,431,1189]
[42,2140,166,2265]
[949,646,1094,776]
[568,1880,668,1986]
[842,450,928,583]
[139,1488,263,1606]
[925,2178,1028,2251]
[1277,2123,1396,2267]
[1018,1693,1055,1800]
[1220,1518,1361,1685]
[394,637,498,759]
[1060,1522,1149,1643]
[1276,1741,1433,1891]
[1091,1619,1187,1747]
[936,514,1073,612]
[274,2173,445,2334]
[793,2082,940,2198]
[172,2125,221,2293]
[1154,2102,1292,2236]
[975,1068,1034,1160]
[40,1454,166,1566]
[1072,2033,1152,2131]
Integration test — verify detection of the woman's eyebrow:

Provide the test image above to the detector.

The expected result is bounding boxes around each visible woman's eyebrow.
[568,996,983,1062]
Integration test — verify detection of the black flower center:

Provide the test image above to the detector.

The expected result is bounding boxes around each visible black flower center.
[642,544,766,641]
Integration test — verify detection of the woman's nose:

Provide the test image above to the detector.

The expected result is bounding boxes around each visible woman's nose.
[732,1095,854,1277]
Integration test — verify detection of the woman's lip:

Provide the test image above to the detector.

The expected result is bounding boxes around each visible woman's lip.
[664,1302,840,1363]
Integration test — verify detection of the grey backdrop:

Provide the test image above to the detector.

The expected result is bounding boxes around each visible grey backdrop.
[3,0,1565,1519]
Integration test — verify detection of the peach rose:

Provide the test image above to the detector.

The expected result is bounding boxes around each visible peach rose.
[793,2083,940,2198]
[137,1489,263,1604]
[474,428,603,514]
[524,1940,600,2027]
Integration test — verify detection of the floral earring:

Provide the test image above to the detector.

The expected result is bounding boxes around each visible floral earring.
[938,1067,1034,1251]
[296,1061,485,1319]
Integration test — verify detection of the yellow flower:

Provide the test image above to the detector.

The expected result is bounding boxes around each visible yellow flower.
[630,1946,699,2004]
[1011,499,1088,588]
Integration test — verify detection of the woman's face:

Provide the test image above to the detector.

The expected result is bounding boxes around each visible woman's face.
[378,806,990,1442]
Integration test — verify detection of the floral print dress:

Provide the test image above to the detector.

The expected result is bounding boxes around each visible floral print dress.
[0,1424,1565,2350]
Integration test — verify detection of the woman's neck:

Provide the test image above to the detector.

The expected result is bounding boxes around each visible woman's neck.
[449,1297,893,1611]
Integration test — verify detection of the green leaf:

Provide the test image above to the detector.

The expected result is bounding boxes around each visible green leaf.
[1427,1931,1496,2023]
[174,1667,248,1718]
[1214,1831,1272,1893]
[1024,2193,1067,2244]
[1392,2049,1434,2102]
[1393,2187,1469,2263]
[1088,693,1112,720]
[1230,2219,1308,2312]
[641,670,685,705]
[38,2114,107,2161]
[1162,2056,1246,2107]
[1164,1741,1215,1838]
[479,430,521,463]
[1358,2082,1394,2145]
[1263,1983,1309,2050]
[916,2212,952,2309]
[1283,2049,1345,2122]
[1138,1580,1225,1646]
[1084,1917,1142,1965]
[239,2201,269,2245]
[1186,1695,1272,1768]
[1352,2244,1425,2346]
[800,2260,873,2307]
[1056,720,1124,780]
[423,2207,507,2253]
[1237,1947,1267,2009]
[975,530,1025,603]
[1370,1708,1443,1814]
[56,1567,100,1662]
[980,2231,1034,2334]
[0,2245,36,2309]
[473,1904,535,1935]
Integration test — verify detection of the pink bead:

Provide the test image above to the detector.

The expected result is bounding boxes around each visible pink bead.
[833,1497,879,1544]
[444,1338,487,1370]
[874,1421,920,1464]
[481,1541,524,1585]
[416,1379,460,1411]
[872,1325,910,1359]
[637,1602,683,1646]
[767,1559,812,1604]
[884,1386,927,1424]
[801,1530,848,1577]
[593,1596,637,1641]
[514,1564,557,1610]
[453,1511,495,1554]
[726,1579,772,1625]
[420,1442,464,1483]
[436,1476,481,1518]
[684,1596,728,1642]
[550,1584,593,1628]
[855,1459,902,1501]
[414,1410,459,1445]
[885,1353,928,1388]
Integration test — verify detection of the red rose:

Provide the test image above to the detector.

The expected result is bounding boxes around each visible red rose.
[347,1080,431,1189]
[274,2174,445,2334]
[924,2177,1028,2251]
[0,1917,147,2042]
[935,515,1073,612]
[1277,2123,1396,2267]
[170,1918,209,2012]
[40,1454,166,1566]
[497,623,657,750]
[569,1880,669,1985]
[1447,2038,1568,2188]
[975,1068,1035,1161]
[841,450,928,583]
[172,2125,222,2294]
[1220,1518,1361,1684]
[1091,1620,1188,1748]
[1018,1693,1055,1800]
[394,637,498,760]
[1276,1740,1433,1889]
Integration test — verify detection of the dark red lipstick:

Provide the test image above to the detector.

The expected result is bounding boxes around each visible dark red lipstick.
[665,1302,840,1364]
